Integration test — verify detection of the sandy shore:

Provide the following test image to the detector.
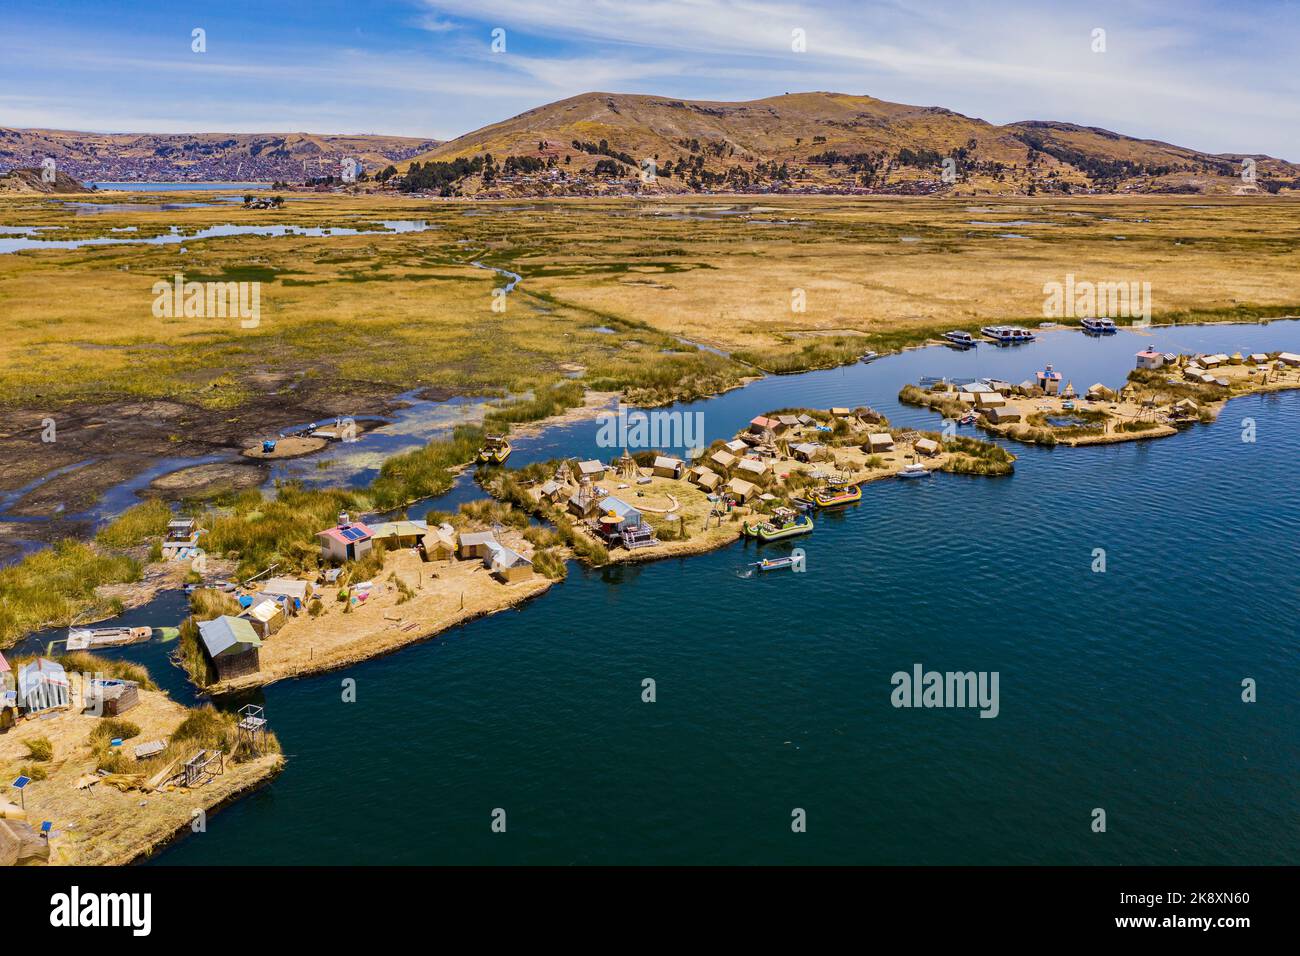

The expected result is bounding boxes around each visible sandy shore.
[0,683,282,866]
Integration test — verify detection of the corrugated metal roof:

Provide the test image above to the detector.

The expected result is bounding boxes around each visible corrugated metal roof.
[247,600,281,624]
[198,616,262,658]
[261,578,310,600]
[17,658,68,695]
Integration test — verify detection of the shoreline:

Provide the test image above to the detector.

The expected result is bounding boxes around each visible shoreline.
[900,355,1300,449]
[204,557,556,696]
[0,669,283,867]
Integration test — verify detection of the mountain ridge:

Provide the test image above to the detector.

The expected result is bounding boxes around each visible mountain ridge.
[3,91,1295,196]
[400,91,1299,197]
[0,128,440,183]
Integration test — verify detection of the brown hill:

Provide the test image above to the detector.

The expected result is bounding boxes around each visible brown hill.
[0,129,440,183]
[403,91,1298,197]
[0,167,93,194]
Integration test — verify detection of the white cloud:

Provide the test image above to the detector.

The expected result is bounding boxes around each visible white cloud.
[2,1,1297,157]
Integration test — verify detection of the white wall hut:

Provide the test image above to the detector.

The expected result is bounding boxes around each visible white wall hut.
[316,514,374,563]
[17,658,70,713]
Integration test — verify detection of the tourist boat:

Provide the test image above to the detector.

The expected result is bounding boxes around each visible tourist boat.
[477,435,512,465]
[943,330,977,349]
[742,509,814,542]
[751,555,799,572]
[66,626,153,651]
[803,483,862,508]
[958,411,978,426]
[898,463,931,479]
[1080,317,1118,335]
[859,350,879,363]
[980,325,1035,345]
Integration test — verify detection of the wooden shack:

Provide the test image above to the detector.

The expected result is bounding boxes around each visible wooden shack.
[85,678,140,717]
[726,477,757,503]
[458,531,499,560]
[652,456,685,479]
[197,616,262,682]
[865,432,895,454]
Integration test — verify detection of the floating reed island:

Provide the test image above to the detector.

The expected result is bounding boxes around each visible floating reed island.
[480,405,1015,567]
[0,653,282,866]
[176,508,560,696]
[899,350,1300,447]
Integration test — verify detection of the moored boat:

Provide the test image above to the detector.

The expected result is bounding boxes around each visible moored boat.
[899,462,931,479]
[859,350,879,363]
[1081,317,1119,335]
[66,626,153,651]
[742,508,814,541]
[803,483,862,508]
[943,330,977,349]
[477,435,512,465]
[980,325,1035,345]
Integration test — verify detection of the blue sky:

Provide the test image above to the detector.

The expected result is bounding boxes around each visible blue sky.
[5,0,1299,158]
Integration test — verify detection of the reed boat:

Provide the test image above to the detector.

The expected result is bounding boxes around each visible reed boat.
[742,508,814,541]
[803,483,862,508]
[66,626,153,651]
[477,435,512,465]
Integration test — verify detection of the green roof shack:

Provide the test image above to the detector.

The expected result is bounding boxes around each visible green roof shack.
[198,615,263,681]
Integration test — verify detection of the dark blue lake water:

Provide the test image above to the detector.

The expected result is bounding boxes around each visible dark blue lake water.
[20,323,1299,864]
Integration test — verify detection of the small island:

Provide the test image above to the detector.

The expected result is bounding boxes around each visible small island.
[900,350,1300,447]
[0,653,282,866]
[480,405,1014,565]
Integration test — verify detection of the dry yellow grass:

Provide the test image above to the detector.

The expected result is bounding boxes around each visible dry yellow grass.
[205,542,554,695]
[2,192,1297,408]
[0,679,281,865]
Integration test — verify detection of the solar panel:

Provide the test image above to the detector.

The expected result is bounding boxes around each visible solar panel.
[343,527,365,541]
[12,775,31,789]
